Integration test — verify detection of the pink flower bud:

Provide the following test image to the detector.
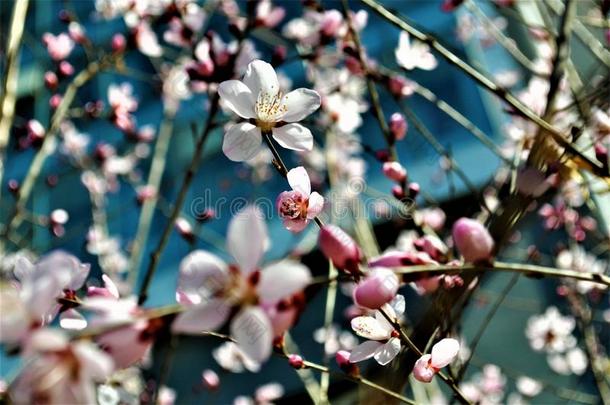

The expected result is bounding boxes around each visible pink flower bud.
[441,0,465,12]
[353,268,399,310]
[58,61,74,77]
[288,354,304,369]
[389,113,407,141]
[202,369,220,391]
[383,161,407,183]
[175,217,194,242]
[335,350,351,369]
[452,218,494,263]
[413,354,435,382]
[392,185,405,200]
[413,338,460,383]
[49,94,62,109]
[26,120,45,142]
[111,34,126,53]
[318,225,361,274]
[50,209,69,225]
[44,71,58,90]
[388,75,415,98]
[407,182,420,198]
[68,22,87,44]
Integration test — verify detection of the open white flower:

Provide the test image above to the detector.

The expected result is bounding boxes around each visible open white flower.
[218,60,321,161]
[348,296,405,365]
[395,32,437,71]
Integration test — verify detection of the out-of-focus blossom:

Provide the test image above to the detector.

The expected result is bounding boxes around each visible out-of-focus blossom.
[516,376,543,397]
[349,296,404,365]
[42,33,74,61]
[389,113,408,141]
[135,22,162,57]
[202,369,220,390]
[9,329,113,404]
[218,60,320,161]
[0,251,90,344]
[395,32,437,71]
[256,0,285,28]
[556,246,608,293]
[413,338,460,382]
[173,206,311,362]
[352,268,399,310]
[460,364,506,404]
[452,218,494,263]
[318,225,362,274]
[538,200,596,241]
[276,167,324,232]
[313,324,358,356]
[382,161,407,183]
[213,341,261,373]
[234,382,284,405]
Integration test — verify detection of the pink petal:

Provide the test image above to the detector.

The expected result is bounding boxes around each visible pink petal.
[430,338,460,369]
[413,354,435,383]
[227,206,268,274]
[283,218,308,233]
[306,192,324,219]
[287,166,311,196]
[177,251,229,305]
[258,260,311,302]
[172,299,230,334]
[230,307,273,363]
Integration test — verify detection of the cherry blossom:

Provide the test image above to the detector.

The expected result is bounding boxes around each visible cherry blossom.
[172,206,311,362]
[395,32,437,71]
[413,338,460,382]
[276,166,324,232]
[9,329,114,404]
[218,60,321,161]
[42,32,74,61]
[349,296,405,365]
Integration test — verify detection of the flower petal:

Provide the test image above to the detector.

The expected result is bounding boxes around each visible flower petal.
[177,250,229,305]
[227,206,268,274]
[351,315,390,340]
[172,299,230,334]
[430,338,460,369]
[59,309,88,330]
[374,337,401,365]
[230,307,273,363]
[272,123,313,152]
[281,89,321,122]
[218,80,256,118]
[283,218,308,233]
[287,166,311,196]
[223,123,262,162]
[243,60,280,98]
[258,260,311,302]
[349,341,383,363]
[307,192,324,219]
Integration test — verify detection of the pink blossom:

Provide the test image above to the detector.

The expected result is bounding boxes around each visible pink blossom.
[9,329,113,404]
[389,113,408,141]
[452,218,494,263]
[318,225,362,274]
[42,33,74,61]
[172,206,311,363]
[256,0,285,28]
[353,268,399,310]
[202,369,220,390]
[277,167,324,232]
[413,338,460,382]
[320,10,344,37]
[382,161,407,183]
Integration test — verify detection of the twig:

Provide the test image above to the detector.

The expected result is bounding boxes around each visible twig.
[127,107,176,289]
[391,261,610,288]
[319,261,338,403]
[0,0,30,205]
[137,93,220,305]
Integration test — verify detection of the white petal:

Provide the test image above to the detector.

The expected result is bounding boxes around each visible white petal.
[172,299,230,334]
[374,338,401,365]
[258,260,311,302]
[272,123,313,152]
[72,341,114,380]
[306,192,324,219]
[177,250,229,305]
[59,309,88,330]
[230,307,273,363]
[351,316,390,340]
[349,341,383,363]
[227,206,268,274]
[430,338,460,369]
[218,80,256,119]
[243,60,280,98]
[287,166,311,196]
[390,295,406,316]
[223,123,262,162]
[281,89,321,122]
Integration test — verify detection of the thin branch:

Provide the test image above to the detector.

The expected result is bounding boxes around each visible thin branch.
[391,261,610,288]
[359,0,608,178]
[137,93,220,305]
[0,0,30,204]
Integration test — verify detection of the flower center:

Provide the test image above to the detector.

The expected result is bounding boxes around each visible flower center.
[279,193,308,220]
[255,91,287,128]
